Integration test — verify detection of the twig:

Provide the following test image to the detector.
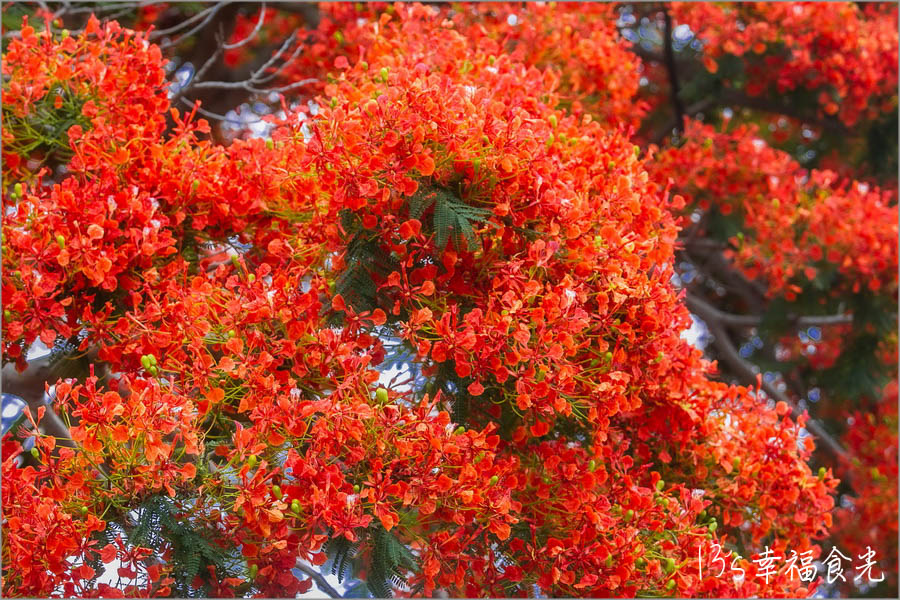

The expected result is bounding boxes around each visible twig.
[158,3,227,50]
[294,561,341,598]
[150,2,223,39]
[223,2,266,50]
[685,293,850,461]
[178,96,265,124]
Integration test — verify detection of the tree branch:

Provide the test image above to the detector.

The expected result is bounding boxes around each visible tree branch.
[2,356,73,447]
[294,561,341,598]
[662,6,686,135]
[685,293,850,461]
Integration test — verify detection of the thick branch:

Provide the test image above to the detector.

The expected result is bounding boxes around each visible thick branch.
[685,293,850,461]
[2,356,73,446]
[294,561,340,598]
[685,303,853,329]
[681,242,768,313]
[662,6,686,135]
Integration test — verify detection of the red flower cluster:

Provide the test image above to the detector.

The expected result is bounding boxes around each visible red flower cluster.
[651,120,898,300]
[671,2,899,125]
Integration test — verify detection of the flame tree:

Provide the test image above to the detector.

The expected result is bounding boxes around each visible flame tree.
[1,3,896,598]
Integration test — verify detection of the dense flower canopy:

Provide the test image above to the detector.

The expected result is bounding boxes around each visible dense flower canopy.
[1,3,896,599]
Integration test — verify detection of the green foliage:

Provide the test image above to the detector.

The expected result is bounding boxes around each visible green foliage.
[323,524,419,598]
[3,86,91,173]
[324,533,360,585]
[408,185,491,250]
[366,523,419,598]
[127,495,233,597]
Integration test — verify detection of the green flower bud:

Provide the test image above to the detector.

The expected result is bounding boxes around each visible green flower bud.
[665,557,676,573]
[30,447,40,460]
[665,579,676,592]
[141,355,152,370]
[588,459,596,472]
[56,234,65,249]
[624,509,634,522]
[248,563,258,580]
[247,455,258,470]
[818,466,827,479]
[375,387,389,404]
[454,426,465,435]
[291,499,301,514]
[489,475,499,486]
[247,273,256,283]
[80,505,89,516]
[3,309,11,321]
[708,520,718,533]
[148,365,158,376]
[353,484,360,493]
[548,114,557,128]
[13,183,23,197]
[656,479,665,491]
[272,485,282,500]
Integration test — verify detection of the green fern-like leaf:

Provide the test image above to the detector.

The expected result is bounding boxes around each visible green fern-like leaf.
[364,524,419,598]
[407,185,490,251]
